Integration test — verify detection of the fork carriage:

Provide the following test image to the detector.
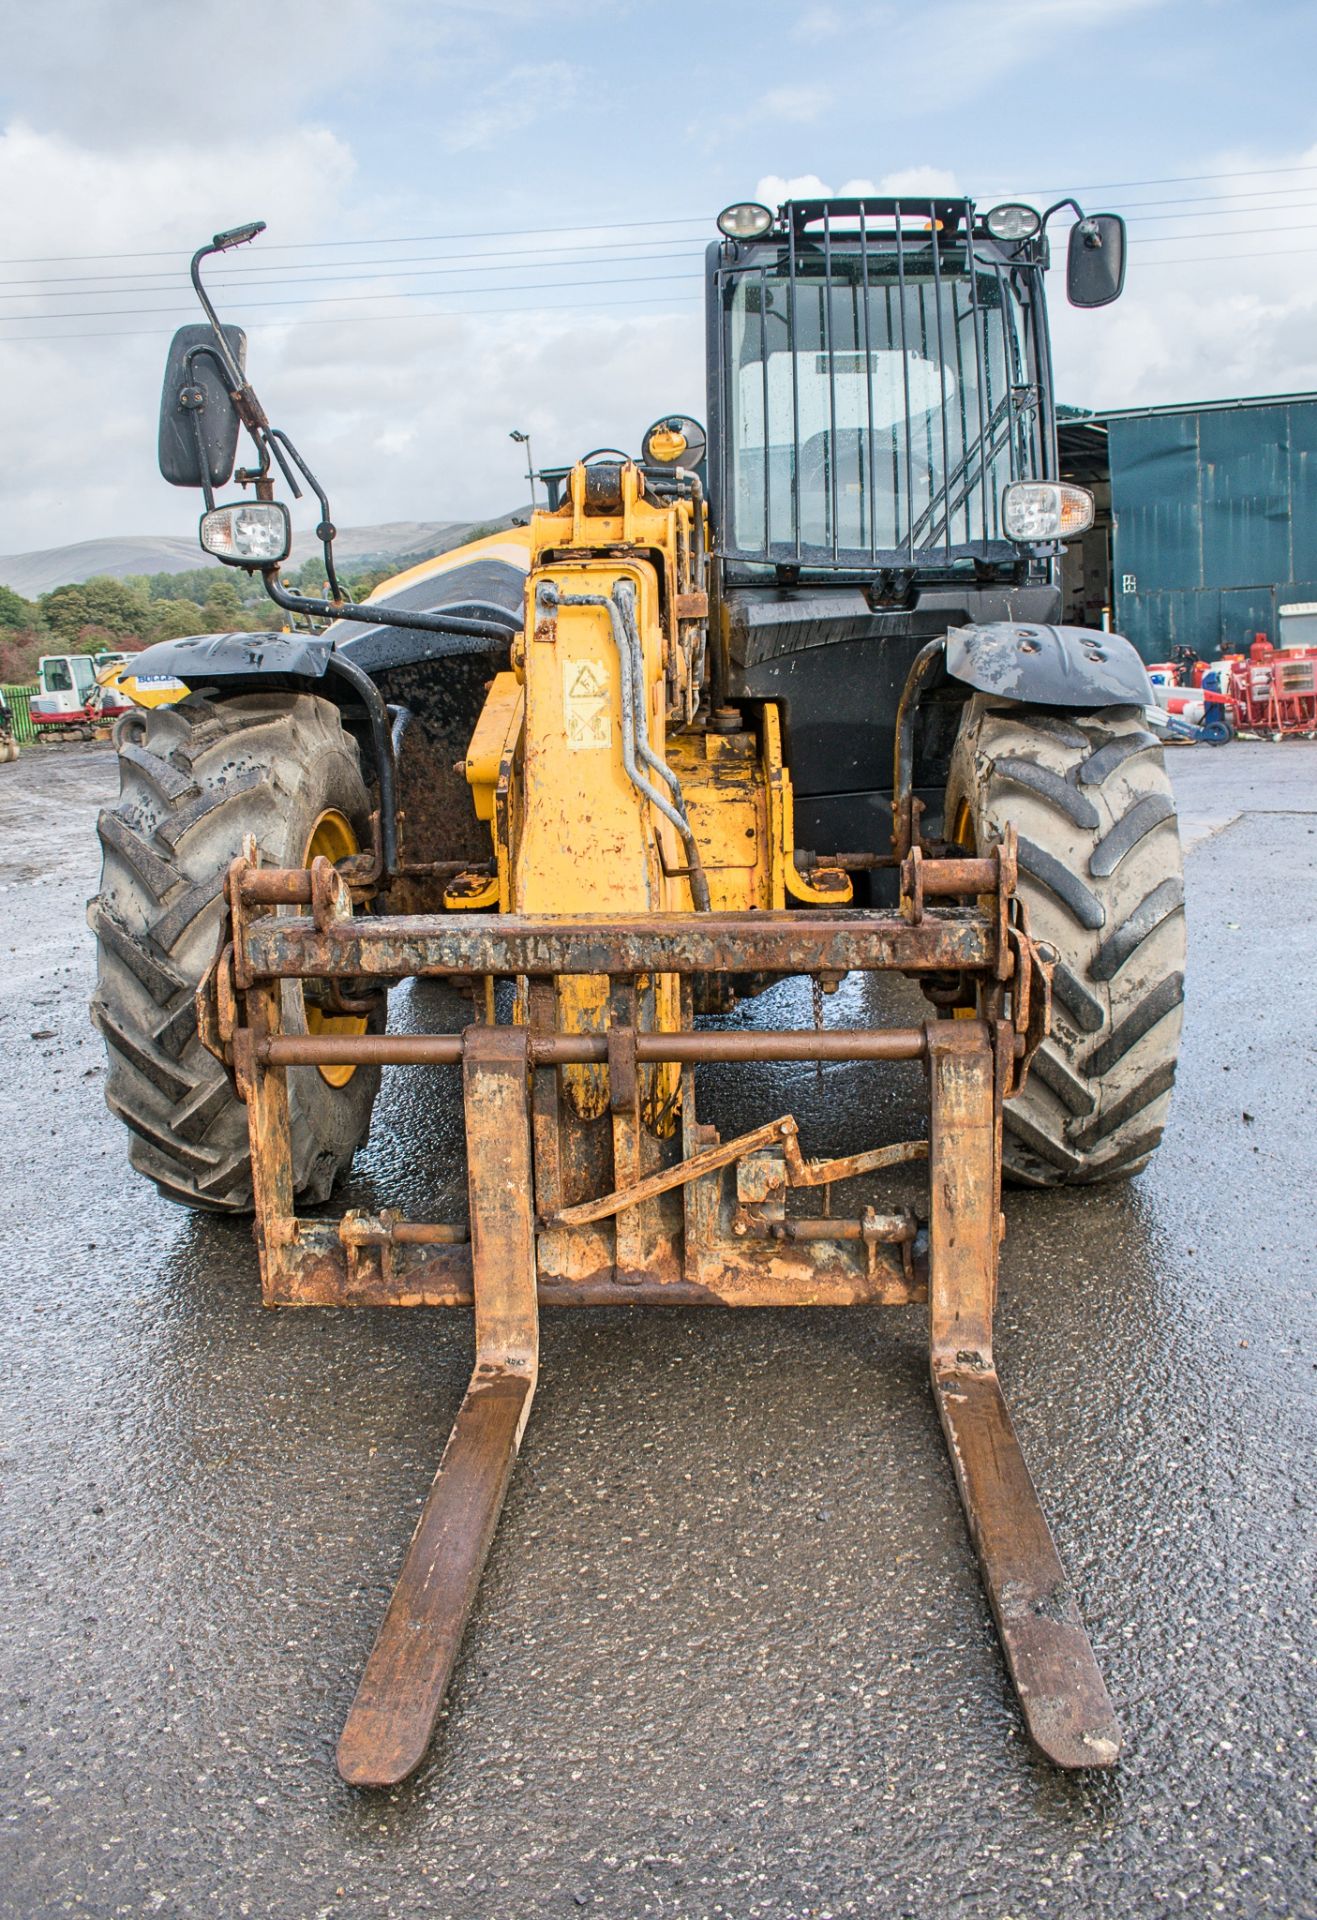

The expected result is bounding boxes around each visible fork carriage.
[200,828,1121,1786]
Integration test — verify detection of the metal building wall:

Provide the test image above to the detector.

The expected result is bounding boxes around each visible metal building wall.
[1108,397,1317,660]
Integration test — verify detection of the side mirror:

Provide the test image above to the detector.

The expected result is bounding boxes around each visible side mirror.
[1067,214,1126,308]
[158,322,248,488]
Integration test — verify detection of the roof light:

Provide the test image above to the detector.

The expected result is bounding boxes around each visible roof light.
[717,202,773,240]
[985,202,1042,241]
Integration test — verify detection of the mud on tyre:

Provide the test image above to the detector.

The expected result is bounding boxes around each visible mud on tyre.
[90,691,382,1211]
[947,697,1185,1186]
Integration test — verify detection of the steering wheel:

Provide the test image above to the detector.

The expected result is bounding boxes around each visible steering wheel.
[578,447,632,464]
[799,430,933,496]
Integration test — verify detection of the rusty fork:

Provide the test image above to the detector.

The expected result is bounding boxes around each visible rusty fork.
[336,1026,538,1789]
[926,1022,1120,1769]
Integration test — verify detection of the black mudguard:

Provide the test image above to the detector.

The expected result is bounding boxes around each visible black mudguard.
[944,622,1152,710]
[125,630,334,683]
[123,553,527,876]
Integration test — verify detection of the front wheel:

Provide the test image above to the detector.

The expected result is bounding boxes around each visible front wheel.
[90,690,383,1211]
[947,697,1186,1186]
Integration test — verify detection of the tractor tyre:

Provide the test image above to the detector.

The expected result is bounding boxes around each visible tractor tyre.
[89,690,382,1212]
[946,697,1185,1186]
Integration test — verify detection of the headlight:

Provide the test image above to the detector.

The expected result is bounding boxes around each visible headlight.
[1002,481,1094,542]
[717,201,773,240]
[199,500,291,565]
[985,202,1041,241]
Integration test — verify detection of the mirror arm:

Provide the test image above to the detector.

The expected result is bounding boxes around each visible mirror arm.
[1040,197,1084,231]
[253,430,303,500]
[269,428,342,602]
[188,225,302,499]
[188,241,248,389]
[182,405,216,513]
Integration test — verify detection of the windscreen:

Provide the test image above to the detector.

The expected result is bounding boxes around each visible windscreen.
[724,244,1037,564]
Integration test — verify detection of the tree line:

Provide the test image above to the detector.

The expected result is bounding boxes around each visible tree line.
[0,556,406,686]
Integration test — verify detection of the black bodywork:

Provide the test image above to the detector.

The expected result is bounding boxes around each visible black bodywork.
[700,197,1144,866]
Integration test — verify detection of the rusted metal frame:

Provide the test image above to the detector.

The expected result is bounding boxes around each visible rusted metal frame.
[231,976,297,1293]
[268,1236,925,1313]
[256,1026,940,1069]
[925,1021,1120,1770]
[240,907,997,982]
[550,1112,797,1228]
[551,1116,930,1230]
[781,1132,928,1187]
[259,1186,931,1311]
[262,1224,924,1310]
[772,1211,914,1244]
[606,979,653,1283]
[336,1024,539,1789]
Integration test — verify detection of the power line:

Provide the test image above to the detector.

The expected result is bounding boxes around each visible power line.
[5,228,1313,349]
[0,269,708,328]
[0,246,710,303]
[990,160,1317,199]
[0,233,714,293]
[11,159,1317,270]
[3,199,1314,308]
[7,159,1317,276]
[1131,243,1317,269]
[0,288,704,346]
[0,215,713,268]
[5,212,1313,321]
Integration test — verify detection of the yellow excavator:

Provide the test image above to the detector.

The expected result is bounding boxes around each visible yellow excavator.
[92,198,1185,1785]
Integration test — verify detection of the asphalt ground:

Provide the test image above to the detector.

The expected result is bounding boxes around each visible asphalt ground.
[1,738,1313,1920]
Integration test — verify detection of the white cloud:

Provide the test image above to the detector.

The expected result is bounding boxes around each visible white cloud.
[249,305,704,536]
[755,167,959,206]
[757,86,831,125]
[1049,143,1317,410]
[0,120,354,271]
[790,5,844,38]
[0,121,359,552]
[878,166,961,196]
[800,0,1168,119]
[0,0,585,148]
[0,119,705,552]
[442,61,581,153]
[755,173,837,205]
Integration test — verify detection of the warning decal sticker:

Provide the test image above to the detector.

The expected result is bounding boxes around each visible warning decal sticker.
[563,659,612,749]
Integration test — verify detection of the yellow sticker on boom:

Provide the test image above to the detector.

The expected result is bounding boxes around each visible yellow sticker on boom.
[563,659,612,749]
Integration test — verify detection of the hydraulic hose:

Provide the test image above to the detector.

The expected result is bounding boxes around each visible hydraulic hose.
[543,582,711,910]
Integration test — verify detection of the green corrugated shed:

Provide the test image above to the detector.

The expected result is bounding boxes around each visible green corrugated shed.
[1102,392,1317,661]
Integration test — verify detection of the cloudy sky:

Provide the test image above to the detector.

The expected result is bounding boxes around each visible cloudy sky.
[2,0,1316,553]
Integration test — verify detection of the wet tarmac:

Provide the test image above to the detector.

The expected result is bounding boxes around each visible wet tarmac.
[1,738,1313,1920]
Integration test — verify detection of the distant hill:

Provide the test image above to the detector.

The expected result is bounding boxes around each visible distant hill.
[0,514,527,599]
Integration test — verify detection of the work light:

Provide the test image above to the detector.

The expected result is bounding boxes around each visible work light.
[985,202,1042,241]
[717,202,774,240]
[1002,481,1094,542]
[199,501,292,566]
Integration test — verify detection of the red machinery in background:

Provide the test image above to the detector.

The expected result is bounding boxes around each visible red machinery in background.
[1150,633,1317,740]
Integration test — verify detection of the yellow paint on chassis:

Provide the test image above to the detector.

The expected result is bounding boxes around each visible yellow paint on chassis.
[448,458,853,1133]
[302,809,367,1086]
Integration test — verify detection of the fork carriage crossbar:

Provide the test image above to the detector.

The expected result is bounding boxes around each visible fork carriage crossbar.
[206,828,1121,1786]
